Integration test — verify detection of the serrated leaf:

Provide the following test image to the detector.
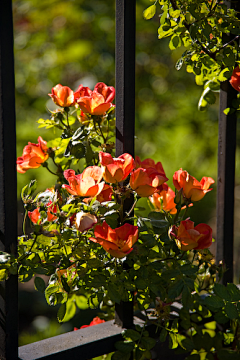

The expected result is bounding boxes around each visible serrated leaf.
[214,283,232,301]
[227,283,240,301]
[143,5,156,20]
[204,295,224,308]
[168,279,184,299]
[225,302,238,320]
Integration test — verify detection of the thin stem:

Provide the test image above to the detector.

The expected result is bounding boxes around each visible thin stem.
[43,163,58,176]
[123,197,138,221]
[97,121,106,143]
[181,205,189,221]
[23,210,27,235]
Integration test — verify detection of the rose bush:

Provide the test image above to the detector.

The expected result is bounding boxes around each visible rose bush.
[2,77,240,360]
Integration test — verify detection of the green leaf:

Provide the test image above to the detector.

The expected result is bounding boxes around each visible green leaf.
[123,329,141,341]
[214,311,229,324]
[225,302,238,320]
[34,276,46,293]
[204,295,224,309]
[75,295,89,310]
[169,333,178,349]
[159,328,167,342]
[111,351,131,360]
[45,284,59,306]
[61,300,76,322]
[21,180,37,201]
[108,283,121,304]
[115,341,135,353]
[57,303,66,322]
[214,283,232,301]
[169,35,181,50]
[168,279,184,299]
[140,336,156,350]
[143,5,156,20]
[0,269,7,281]
[227,283,240,301]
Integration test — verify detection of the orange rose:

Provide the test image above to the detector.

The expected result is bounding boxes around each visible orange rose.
[230,66,240,92]
[130,167,168,197]
[150,184,177,214]
[62,167,105,197]
[173,169,214,202]
[94,82,115,103]
[96,184,113,203]
[90,221,138,258]
[99,152,134,183]
[17,136,49,173]
[75,82,115,116]
[48,84,75,107]
[135,156,166,176]
[173,220,212,251]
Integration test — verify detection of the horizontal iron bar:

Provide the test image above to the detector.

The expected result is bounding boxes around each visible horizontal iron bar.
[18,315,187,360]
[18,320,123,360]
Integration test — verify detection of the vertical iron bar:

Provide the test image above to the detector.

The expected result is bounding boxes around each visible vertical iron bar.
[216,82,237,285]
[115,0,136,158]
[115,0,136,329]
[216,0,240,285]
[0,1,18,359]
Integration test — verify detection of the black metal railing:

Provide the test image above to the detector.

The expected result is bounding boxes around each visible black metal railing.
[0,0,239,359]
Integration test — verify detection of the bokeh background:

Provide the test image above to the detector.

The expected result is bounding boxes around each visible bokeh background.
[13,0,240,345]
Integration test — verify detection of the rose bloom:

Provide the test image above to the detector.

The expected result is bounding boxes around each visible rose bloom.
[149,184,177,214]
[96,184,113,203]
[74,82,115,116]
[17,136,49,174]
[173,219,212,251]
[74,316,105,331]
[90,221,138,258]
[75,211,97,232]
[62,167,105,197]
[135,156,166,176]
[28,201,58,224]
[99,152,134,183]
[130,167,168,197]
[173,169,214,202]
[230,66,240,92]
[48,84,75,107]
[83,184,113,204]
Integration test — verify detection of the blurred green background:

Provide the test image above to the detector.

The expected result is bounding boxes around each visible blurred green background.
[13,0,240,346]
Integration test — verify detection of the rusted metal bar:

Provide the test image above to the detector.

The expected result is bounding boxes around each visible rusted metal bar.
[0,1,18,359]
